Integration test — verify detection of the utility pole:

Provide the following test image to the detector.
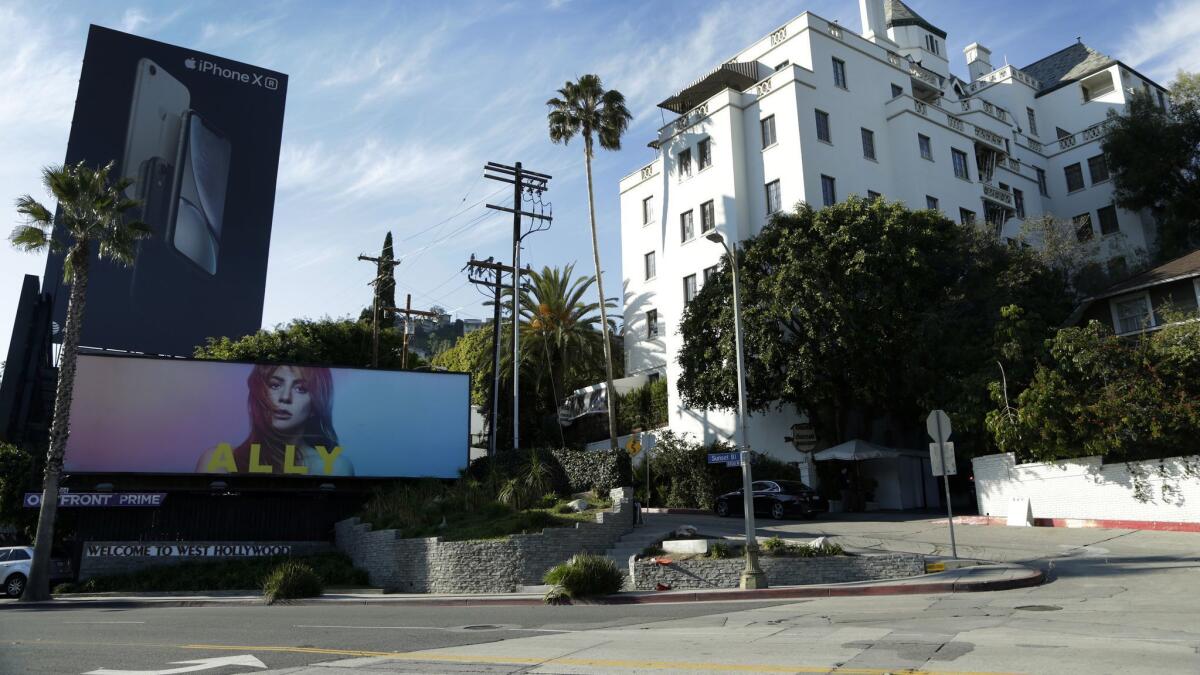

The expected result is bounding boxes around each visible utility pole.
[357,253,401,368]
[466,255,531,457]
[384,294,439,370]
[483,161,552,451]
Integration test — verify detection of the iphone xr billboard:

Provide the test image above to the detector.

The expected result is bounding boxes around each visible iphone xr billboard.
[43,25,287,356]
[63,354,471,479]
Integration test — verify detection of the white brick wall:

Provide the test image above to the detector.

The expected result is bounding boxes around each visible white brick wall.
[972,453,1200,524]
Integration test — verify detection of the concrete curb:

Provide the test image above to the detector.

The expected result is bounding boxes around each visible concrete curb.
[0,565,1043,610]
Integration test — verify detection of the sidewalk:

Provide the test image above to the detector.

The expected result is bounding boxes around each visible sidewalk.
[0,561,1042,609]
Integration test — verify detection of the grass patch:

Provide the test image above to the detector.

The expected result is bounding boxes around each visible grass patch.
[53,553,366,594]
[262,561,323,604]
[401,502,606,541]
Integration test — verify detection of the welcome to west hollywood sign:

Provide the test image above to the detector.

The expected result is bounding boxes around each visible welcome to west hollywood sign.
[85,543,293,557]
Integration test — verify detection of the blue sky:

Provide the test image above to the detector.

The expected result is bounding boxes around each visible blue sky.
[0,0,1197,363]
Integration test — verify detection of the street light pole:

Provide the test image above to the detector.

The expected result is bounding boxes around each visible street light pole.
[707,231,766,590]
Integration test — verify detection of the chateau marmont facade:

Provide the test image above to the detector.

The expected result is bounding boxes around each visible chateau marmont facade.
[616,0,1168,484]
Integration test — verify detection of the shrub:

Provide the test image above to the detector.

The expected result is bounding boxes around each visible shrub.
[789,541,845,557]
[537,492,559,509]
[543,553,625,600]
[53,554,365,594]
[707,541,733,559]
[553,503,575,514]
[761,536,787,555]
[262,561,323,604]
[550,448,631,494]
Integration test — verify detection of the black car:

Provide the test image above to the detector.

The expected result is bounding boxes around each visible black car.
[714,480,827,520]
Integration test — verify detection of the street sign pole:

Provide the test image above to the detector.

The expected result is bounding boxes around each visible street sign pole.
[927,410,958,560]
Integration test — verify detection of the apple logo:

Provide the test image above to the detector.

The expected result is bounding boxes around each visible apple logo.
[184,57,197,70]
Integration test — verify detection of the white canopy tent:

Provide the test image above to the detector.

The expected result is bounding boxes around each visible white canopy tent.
[813,439,936,510]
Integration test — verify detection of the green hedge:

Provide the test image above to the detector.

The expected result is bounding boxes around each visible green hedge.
[617,379,668,435]
[55,553,366,594]
[549,448,632,494]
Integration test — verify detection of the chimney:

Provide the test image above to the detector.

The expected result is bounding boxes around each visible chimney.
[964,43,993,81]
[858,0,887,43]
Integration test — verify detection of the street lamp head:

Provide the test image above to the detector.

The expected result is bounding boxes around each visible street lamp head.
[705,232,725,244]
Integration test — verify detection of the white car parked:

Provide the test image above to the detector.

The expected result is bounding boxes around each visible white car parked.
[1,546,32,598]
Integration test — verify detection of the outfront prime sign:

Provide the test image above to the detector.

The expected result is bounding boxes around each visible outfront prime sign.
[64,353,470,479]
[43,25,288,356]
[23,492,165,508]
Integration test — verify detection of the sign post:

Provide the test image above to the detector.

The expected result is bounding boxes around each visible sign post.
[926,409,958,559]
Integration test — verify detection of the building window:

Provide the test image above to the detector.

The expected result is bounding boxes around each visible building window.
[861,128,876,160]
[1081,71,1115,102]
[644,251,656,280]
[1056,127,1072,140]
[820,175,837,206]
[918,134,932,160]
[642,195,654,225]
[765,179,781,214]
[891,83,904,98]
[698,138,712,170]
[680,210,694,242]
[1107,256,1128,278]
[703,264,719,283]
[700,200,715,233]
[1026,107,1038,137]
[761,115,777,148]
[1064,163,1085,192]
[1036,167,1048,196]
[867,190,881,201]
[952,148,970,180]
[775,60,790,71]
[683,274,697,304]
[1112,293,1153,334]
[1087,154,1109,183]
[926,195,939,210]
[815,109,831,143]
[648,371,661,383]
[959,208,976,225]
[832,57,847,89]
[1098,204,1120,235]
[1013,188,1025,219]
[924,34,940,55]
[1073,213,1093,241]
[678,148,692,179]
[646,309,659,338]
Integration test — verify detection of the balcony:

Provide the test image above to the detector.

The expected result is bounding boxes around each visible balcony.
[973,125,1006,150]
[1054,121,1110,152]
[982,183,1014,207]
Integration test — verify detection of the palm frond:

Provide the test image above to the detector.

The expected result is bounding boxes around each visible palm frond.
[8,224,51,252]
[15,195,54,225]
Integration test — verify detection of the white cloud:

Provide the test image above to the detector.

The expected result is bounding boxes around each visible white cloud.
[1117,0,1200,83]
[120,8,149,33]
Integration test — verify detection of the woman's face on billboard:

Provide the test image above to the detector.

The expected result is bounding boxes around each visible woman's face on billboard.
[267,366,311,434]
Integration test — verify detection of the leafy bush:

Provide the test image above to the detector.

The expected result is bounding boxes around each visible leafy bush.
[553,503,575,514]
[761,536,788,555]
[54,553,365,594]
[543,553,625,600]
[537,492,559,509]
[790,541,845,557]
[707,541,733,559]
[550,448,631,494]
[617,379,669,434]
[262,561,323,604]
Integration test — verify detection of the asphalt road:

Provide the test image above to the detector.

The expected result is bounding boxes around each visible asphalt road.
[2,514,1197,674]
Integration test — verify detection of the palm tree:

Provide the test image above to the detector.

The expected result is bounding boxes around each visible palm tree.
[518,264,614,414]
[9,161,149,601]
[547,74,632,451]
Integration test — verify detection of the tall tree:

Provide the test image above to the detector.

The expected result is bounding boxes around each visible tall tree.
[8,161,149,601]
[676,197,1071,453]
[196,318,425,370]
[547,74,632,450]
[378,232,396,327]
[1103,72,1200,263]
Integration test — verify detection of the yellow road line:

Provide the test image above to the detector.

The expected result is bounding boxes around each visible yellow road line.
[183,642,1023,674]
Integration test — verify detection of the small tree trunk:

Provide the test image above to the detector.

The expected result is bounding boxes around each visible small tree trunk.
[22,243,89,602]
[583,140,620,451]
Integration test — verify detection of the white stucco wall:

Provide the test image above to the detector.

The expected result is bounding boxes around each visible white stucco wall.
[972,452,1200,524]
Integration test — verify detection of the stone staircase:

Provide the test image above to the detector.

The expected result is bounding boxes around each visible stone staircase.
[603,522,675,580]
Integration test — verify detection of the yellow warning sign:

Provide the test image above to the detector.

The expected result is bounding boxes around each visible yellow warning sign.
[926,562,946,573]
[626,435,642,457]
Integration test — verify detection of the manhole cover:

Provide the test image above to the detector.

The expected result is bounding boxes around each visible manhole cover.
[1015,605,1062,612]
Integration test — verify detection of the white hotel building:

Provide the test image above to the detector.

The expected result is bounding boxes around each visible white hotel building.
[617,0,1168,477]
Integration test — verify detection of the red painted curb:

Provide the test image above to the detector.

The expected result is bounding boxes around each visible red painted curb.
[944,516,1200,533]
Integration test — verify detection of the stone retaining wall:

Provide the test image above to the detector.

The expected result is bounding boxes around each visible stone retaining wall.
[78,541,332,580]
[335,488,635,593]
[631,552,924,590]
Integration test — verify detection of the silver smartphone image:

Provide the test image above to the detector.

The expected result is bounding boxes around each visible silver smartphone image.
[167,110,231,275]
[121,58,190,202]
